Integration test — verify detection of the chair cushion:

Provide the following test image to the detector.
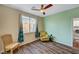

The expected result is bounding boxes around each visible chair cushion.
[5,42,19,51]
[40,38,49,41]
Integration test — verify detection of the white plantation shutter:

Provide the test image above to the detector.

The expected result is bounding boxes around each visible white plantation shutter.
[22,15,36,33]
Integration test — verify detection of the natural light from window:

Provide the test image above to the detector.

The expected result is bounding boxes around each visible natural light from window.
[22,15,36,33]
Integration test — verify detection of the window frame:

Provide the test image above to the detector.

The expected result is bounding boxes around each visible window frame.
[21,15,37,34]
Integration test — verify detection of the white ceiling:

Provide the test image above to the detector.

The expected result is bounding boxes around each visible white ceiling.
[3,4,79,17]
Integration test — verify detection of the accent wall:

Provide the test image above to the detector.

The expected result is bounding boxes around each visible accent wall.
[44,7,79,47]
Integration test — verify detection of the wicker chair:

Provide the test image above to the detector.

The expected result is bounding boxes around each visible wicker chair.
[1,34,20,54]
[40,31,49,41]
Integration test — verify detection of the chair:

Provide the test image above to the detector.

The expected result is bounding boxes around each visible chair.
[40,31,49,41]
[1,34,20,54]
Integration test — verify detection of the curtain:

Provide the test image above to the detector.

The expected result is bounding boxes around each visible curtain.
[18,15,24,43]
[35,24,40,38]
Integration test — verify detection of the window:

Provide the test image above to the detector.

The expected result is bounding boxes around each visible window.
[22,15,36,33]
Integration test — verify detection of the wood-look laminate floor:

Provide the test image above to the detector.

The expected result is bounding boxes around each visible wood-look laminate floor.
[14,41,79,54]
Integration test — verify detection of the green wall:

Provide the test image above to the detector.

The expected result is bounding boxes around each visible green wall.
[44,7,79,46]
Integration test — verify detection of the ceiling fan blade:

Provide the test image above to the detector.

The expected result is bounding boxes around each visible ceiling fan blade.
[32,9,40,11]
[44,4,53,9]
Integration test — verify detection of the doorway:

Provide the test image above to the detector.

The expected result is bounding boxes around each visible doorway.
[73,18,79,48]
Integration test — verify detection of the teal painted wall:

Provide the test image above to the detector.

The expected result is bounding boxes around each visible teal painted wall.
[44,7,79,46]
